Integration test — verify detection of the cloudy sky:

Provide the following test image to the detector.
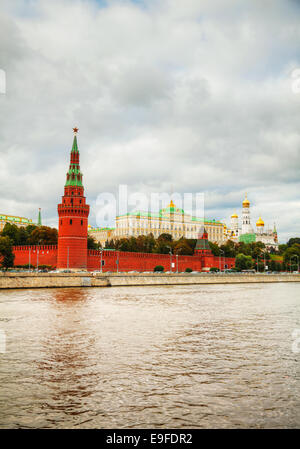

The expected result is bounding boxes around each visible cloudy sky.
[0,0,300,242]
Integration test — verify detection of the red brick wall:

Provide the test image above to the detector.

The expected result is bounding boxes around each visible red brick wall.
[12,247,235,272]
[87,250,235,272]
[13,246,58,268]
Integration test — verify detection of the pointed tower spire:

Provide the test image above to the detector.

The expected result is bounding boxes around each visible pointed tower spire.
[37,208,42,226]
[65,127,83,187]
[71,127,79,153]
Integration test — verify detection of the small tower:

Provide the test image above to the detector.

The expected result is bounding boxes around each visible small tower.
[230,212,239,236]
[256,216,264,235]
[37,208,42,226]
[273,222,278,243]
[194,227,212,255]
[57,128,90,270]
[241,193,254,234]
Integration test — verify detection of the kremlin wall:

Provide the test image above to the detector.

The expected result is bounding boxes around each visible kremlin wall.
[11,130,235,272]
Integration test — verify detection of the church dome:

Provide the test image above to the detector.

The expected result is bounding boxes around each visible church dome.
[242,193,250,207]
[256,217,264,227]
[231,212,238,218]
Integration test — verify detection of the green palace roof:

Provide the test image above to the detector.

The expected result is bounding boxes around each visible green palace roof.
[89,227,115,231]
[0,214,33,224]
[117,210,222,224]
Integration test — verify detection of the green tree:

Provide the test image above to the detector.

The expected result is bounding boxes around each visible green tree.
[1,223,20,245]
[154,234,173,254]
[0,236,15,269]
[186,238,197,251]
[18,227,29,245]
[173,239,194,255]
[87,236,100,250]
[283,244,300,268]
[287,238,300,247]
[28,226,58,245]
[278,244,288,254]
[220,240,236,257]
[105,239,115,249]
[235,253,253,271]
[25,224,38,236]
[157,233,173,242]
[209,241,220,256]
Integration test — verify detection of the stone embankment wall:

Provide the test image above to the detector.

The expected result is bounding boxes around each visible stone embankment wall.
[0,272,299,289]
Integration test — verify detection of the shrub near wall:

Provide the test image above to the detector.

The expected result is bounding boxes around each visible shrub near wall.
[154,265,164,272]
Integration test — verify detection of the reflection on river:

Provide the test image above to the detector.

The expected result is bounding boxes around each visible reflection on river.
[0,283,299,428]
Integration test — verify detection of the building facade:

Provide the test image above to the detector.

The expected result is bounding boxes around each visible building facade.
[0,214,35,232]
[89,200,226,247]
[225,193,278,249]
[12,129,235,272]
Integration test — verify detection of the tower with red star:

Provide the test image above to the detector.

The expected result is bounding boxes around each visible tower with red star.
[57,128,90,270]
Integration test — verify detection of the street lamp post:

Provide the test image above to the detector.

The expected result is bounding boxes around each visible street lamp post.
[116,251,119,273]
[219,249,224,273]
[167,246,172,272]
[37,240,41,271]
[176,254,178,273]
[100,249,103,273]
[29,247,31,270]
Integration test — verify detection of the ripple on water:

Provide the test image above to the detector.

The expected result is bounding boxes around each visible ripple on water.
[0,283,299,428]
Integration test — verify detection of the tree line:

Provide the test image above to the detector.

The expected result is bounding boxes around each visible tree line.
[1,221,299,271]
[104,234,300,271]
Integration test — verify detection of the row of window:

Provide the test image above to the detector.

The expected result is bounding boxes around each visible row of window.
[63,199,83,204]
[60,219,84,226]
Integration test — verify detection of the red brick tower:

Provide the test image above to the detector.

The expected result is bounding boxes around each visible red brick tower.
[57,128,90,270]
[194,226,212,255]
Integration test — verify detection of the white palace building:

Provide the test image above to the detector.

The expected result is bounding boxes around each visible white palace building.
[225,193,278,249]
[89,200,225,247]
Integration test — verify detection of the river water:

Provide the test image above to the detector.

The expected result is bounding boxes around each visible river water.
[0,283,299,428]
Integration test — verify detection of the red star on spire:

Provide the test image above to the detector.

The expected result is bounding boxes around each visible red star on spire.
[73,127,79,134]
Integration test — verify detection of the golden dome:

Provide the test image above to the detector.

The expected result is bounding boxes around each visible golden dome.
[242,193,250,207]
[168,199,175,208]
[231,212,238,218]
[256,217,264,227]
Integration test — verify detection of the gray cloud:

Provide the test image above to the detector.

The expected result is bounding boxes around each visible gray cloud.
[0,0,299,242]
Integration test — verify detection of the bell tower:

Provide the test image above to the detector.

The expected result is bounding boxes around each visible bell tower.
[57,128,90,270]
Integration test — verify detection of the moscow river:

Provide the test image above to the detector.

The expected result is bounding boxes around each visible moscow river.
[0,283,299,428]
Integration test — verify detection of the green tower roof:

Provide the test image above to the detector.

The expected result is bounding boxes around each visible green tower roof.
[37,208,42,226]
[65,165,83,187]
[65,132,83,187]
[195,227,211,250]
[71,135,79,153]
